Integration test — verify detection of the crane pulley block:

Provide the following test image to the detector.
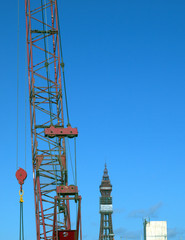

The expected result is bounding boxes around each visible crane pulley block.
[44,126,78,138]
[57,185,78,195]
[16,168,27,186]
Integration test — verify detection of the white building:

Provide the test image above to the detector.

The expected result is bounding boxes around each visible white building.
[144,221,167,240]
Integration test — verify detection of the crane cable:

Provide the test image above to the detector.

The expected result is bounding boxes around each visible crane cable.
[55,0,78,192]
[74,138,77,186]
[25,41,27,170]
[66,138,75,183]
[56,0,70,126]
[19,191,24,240]
[55,1,78,192]
[17,0,27,171]
[16,0,19,170]
[17,0,26,238]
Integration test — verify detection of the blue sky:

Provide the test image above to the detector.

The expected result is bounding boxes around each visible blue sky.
[0,0,185,240]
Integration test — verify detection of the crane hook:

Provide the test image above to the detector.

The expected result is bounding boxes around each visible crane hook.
[19,190,24,203]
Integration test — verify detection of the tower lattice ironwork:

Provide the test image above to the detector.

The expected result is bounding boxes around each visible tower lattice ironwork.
[99,165,114,240]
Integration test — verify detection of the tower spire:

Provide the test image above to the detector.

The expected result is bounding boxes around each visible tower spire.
[103,164,109,181]
[99,165,114,240]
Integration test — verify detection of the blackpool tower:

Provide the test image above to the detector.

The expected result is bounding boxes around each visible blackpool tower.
[99,164,114,240]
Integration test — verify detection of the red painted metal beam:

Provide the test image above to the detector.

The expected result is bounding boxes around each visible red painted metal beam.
[45,126,78,138]
[57,185,78,195]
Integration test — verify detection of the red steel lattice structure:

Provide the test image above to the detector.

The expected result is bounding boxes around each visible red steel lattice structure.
[25,0,82,239]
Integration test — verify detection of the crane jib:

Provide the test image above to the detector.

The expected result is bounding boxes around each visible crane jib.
[25,0,82,238]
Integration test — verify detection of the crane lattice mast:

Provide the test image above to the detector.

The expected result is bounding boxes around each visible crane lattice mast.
[25,0,82,239]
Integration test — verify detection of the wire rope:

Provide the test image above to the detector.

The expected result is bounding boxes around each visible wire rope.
[25,39,27,170]
[17,0,27,171]
[56,0,70,126]
[74,137,77,186]
[66,138,75,184]
[55,3,79,222]
[17,0,20,170]
[74,137,78,217]
[19,202,24,240]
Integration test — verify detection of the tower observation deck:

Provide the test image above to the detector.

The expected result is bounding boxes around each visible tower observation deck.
[99,164,114,240]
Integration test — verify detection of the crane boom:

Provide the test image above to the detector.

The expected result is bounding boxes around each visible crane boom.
[25,0,82,239]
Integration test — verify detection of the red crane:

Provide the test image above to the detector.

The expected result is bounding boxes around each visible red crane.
[24,0,82,239]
